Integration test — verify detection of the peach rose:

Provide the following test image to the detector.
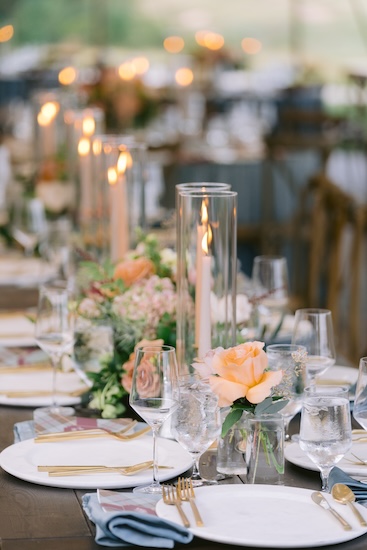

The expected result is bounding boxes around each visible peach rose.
[113,257,155,287]
[121,339,164,393]
[136,357,161,398]
[193,341,282,407]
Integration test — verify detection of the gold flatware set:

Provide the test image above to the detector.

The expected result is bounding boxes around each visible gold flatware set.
[34,423,151,443]
[37,461,173,477]
[162,478,204,528]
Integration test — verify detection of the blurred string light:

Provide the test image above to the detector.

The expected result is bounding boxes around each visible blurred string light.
[163,35,185,53]
[175,67,194,86]
[0,25,14,43]
[58,66,77,86]
[241,37,262,55]
[195,30,224,50]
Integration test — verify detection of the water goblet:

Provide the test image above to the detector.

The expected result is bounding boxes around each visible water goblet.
[291,308,336,386]
[34,281,75,415]
[266,343,307,441]
[12,196,47,257]
[129,345,179,494]
[352,357,367,430]
[299,385,352,492]
[252,255,289,341]
[172,376,221,487]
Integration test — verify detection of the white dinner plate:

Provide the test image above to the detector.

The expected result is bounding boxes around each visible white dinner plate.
[156,484,367,547]
[0,436,192,489]
[0,369,88,407]
[0,313,36,347]
[285,439,367,477]
[316,365,358,390]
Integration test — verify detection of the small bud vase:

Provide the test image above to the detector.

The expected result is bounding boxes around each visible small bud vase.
[216,408,248,476]
[246,414,285,485]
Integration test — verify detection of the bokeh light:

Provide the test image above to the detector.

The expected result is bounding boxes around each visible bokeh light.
[164,36,184,53]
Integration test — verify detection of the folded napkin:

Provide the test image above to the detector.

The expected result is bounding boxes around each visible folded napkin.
[329,467,367,505]
[82,492,193,548]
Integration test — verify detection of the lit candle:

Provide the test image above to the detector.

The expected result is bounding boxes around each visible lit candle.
[195,200,207,347]
[198,225,212,359]
[108,150,130,262]
[78,137,92,225]
[37,101,59,158]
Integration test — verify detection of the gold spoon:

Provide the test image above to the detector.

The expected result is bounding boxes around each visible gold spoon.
[331,483,367,526]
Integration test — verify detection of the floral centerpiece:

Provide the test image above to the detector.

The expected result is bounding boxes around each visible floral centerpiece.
[75,233,180,418]
[193,340,292,482]
[192,341,286,436]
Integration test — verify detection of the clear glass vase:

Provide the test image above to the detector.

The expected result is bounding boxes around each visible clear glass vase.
[176,188,238,372]
[216,408,248,476]
[246,414,285,485]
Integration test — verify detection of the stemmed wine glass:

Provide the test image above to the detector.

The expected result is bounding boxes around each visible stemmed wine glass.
[129,345,179,494]
[352,357,367,430]
[34,282,74,415]
[172,375,221,487]
[252,255,289,341]
[299,385,352,492]
[12,196,47,257]
[266,343,307,441]
[291,308,336,386]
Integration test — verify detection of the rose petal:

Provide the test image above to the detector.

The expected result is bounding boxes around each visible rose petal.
[246,370,283,404]
[209,376,248,407]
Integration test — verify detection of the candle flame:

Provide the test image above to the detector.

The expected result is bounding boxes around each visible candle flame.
[202,224,212,255]
[78,137,90,156]
[82,116,95,136]
[117,152,128,174]
[201,200,208,224]
[107,167,118,186]
[92,138,102,155]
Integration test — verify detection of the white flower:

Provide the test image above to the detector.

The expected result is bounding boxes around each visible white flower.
[78,298,101,318]
[160,248,177,271]
[210,293,252,325]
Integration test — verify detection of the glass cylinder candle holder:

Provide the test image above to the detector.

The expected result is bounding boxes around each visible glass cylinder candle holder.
[176,188,237,372]
[91,135,147,262]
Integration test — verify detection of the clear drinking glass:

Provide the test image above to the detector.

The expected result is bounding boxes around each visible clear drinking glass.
[266,343,307,440]
[129,345,179,494]
[172,376,221,487]
[299,385,352,491]
[352,357,367,429]
[291,308,336,385]
[11,197,47,257]
[251,255,289,341]
[34,282,75,415]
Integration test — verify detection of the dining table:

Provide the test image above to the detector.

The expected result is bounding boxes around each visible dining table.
[0,404,367,550]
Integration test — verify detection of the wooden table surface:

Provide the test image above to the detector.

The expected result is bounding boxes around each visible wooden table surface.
[1,406,367,550]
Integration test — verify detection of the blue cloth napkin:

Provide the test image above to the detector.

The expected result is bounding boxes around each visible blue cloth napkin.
[329,467,367,505]
[82,492,193,548]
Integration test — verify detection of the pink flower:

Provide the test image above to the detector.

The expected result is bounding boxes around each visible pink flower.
[121,339,164,394]
[193,341,282,408]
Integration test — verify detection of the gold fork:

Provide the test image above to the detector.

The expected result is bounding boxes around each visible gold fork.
[162,484,190,527]
[35,423,151,443]
[177,477,204,527]
[38,460,156,477]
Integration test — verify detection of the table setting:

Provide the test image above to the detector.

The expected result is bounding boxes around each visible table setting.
[1,183,367,550]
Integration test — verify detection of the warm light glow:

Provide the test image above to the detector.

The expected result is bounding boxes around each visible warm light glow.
[92,138,102,156]
[202,225,212,255]
[37,112,51,127]
[175,67,194,87]
[64,110,74,125]
[58,66,77,86]
[0,25,14,43]
[118,62,135,81]
[104,143,112,154]
[41,101,59,120]
[107,167,118,186]
[131,56,149,75]
[78,137,90,156]
[195,30,208,47]
[117,152,128,175]
[164,35,184,53]
[241,37,262,55]
[201,200,208,224]
[82,116,96,136]
[204,32,224,51]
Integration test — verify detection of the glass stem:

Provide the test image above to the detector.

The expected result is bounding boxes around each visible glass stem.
[50,355,61,407]
[191,452,201,480]
[151,426,160,488]
[320,467,331,492]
